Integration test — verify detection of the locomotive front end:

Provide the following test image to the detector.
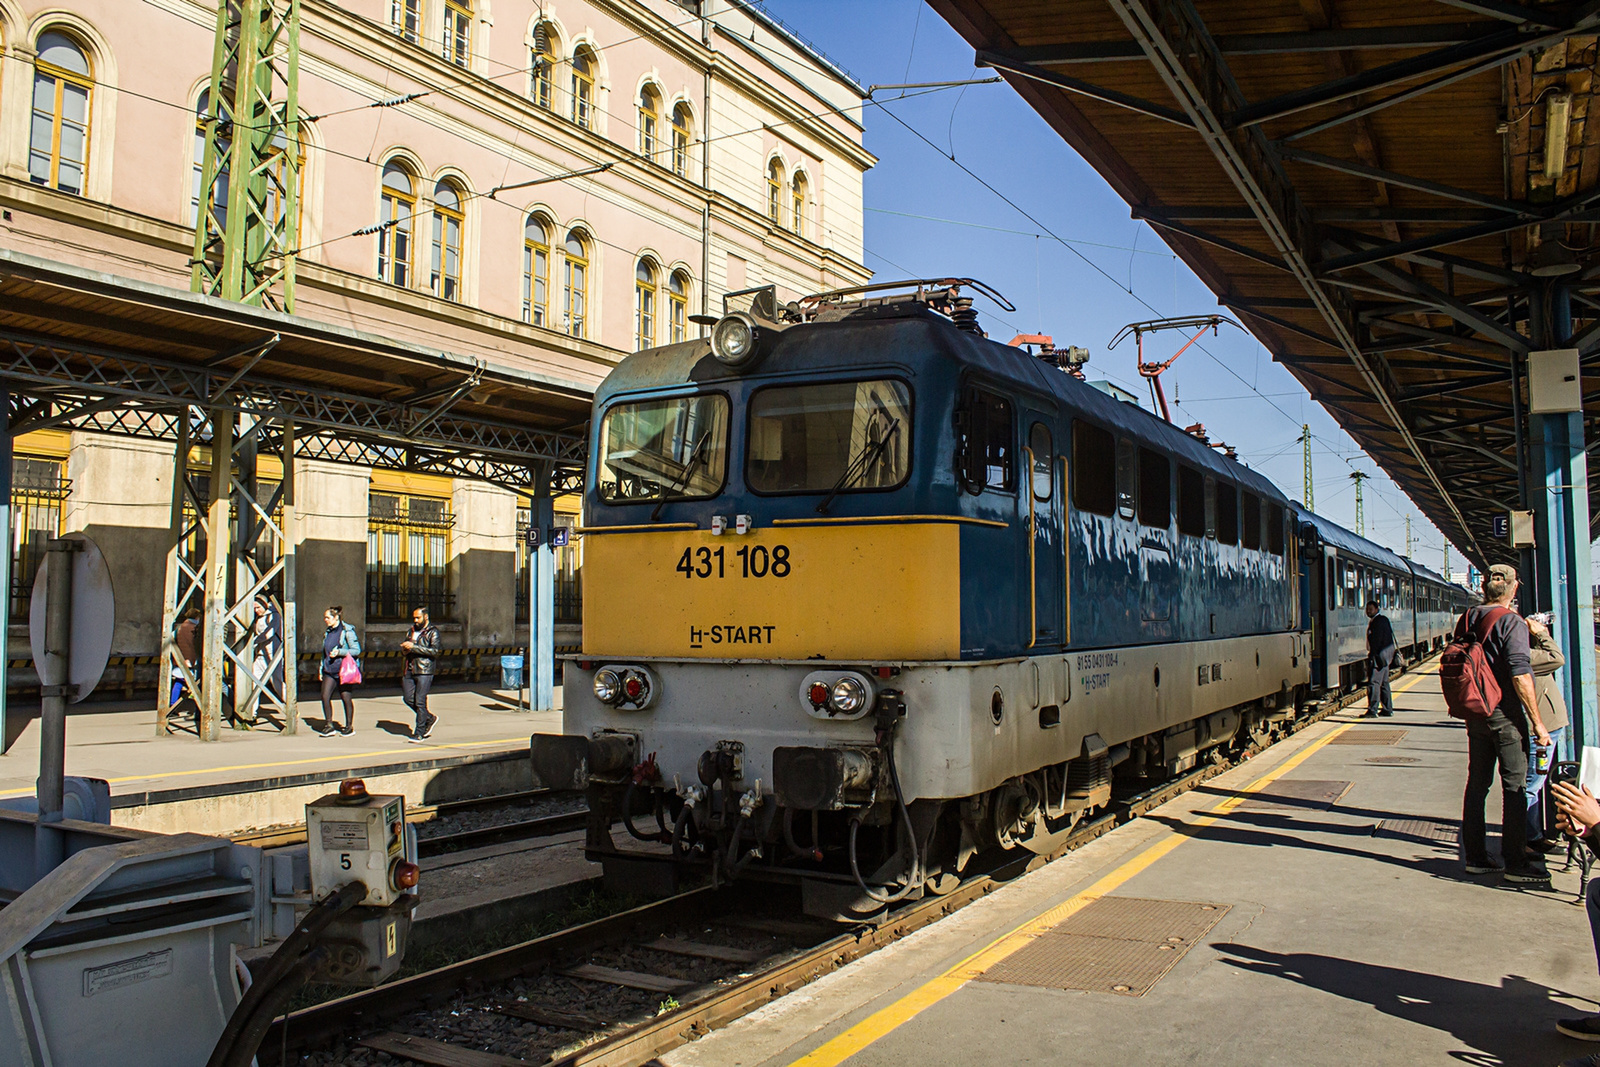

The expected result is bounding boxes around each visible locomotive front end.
[531,298,948,905]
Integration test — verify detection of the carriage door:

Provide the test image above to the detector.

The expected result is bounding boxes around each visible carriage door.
[1027,421,1064,646]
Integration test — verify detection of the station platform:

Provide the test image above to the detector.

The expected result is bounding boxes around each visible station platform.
[0,681,560,836]
[666,667,1600,1067]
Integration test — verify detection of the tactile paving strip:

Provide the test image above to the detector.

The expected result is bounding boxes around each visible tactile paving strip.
[976,896,1228,997]
[1365,756,1421,764]
[1374,817,1458,845]
[1328,729,1408,745]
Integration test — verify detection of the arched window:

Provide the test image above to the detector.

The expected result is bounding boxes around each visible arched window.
[766,159,784,225]
[671,104,691,178]
[668,271,689,344]
[192,89,230,228]
[390,0,421,43]
[378,160,416,287]
[29,31,92,195]
[791,171,808,237]
[638,85,660,161]
[529,24,558,110]
[563,230,589,338]
[522,214,550,326]
[635,259,658,350]
[443,0,472,67]
[571,47,595,130]
[430,179,465,301]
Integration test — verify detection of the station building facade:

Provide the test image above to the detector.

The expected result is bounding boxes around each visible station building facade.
[2,0,872,667]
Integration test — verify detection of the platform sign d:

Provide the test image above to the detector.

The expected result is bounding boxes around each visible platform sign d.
[29,533,115,703]
[525,526,540,550]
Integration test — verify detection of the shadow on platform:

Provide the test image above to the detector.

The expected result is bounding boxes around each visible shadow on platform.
[1216,943,1589,1067]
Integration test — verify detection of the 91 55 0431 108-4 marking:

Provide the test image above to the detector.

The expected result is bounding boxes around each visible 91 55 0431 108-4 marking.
[676,543,792,579]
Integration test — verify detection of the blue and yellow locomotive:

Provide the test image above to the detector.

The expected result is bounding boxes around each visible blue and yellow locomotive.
[531,280,1464,912]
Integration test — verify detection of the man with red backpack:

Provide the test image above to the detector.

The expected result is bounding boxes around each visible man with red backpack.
[1454,564,1554,883]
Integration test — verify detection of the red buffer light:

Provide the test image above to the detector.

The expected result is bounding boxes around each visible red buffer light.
[623,672,646,701]
[808,682,830,708]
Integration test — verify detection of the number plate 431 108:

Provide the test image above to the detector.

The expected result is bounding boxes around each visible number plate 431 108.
[675,544,792,579]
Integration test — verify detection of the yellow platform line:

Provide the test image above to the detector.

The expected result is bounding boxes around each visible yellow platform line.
[0,735,531,800]
[789,716,1363,1067]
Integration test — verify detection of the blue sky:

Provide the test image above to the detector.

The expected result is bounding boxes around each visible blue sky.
[758,0,1471,579]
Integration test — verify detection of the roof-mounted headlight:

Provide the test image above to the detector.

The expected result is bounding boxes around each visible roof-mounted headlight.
[711,312,760,368]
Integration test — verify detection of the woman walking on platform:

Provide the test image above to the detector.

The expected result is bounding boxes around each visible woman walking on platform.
[318,606,362,736]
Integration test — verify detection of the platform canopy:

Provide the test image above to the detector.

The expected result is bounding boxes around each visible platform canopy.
[0,249,591,492]
[930,0,1600,566]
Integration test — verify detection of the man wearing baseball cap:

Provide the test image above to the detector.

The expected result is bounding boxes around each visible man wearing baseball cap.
[1460,563,1553,883]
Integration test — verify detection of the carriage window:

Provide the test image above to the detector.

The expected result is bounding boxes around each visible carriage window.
[1137,448,1170,528]
[598,393,729,503]
[1116,438,1136,520]
[957,387,1013,492]
[1215,481,1238,545]
[747,379,911,494]
[1267,502,1285,555]
[1327,558,1337,609]
[1177,465,1204,537]
[1241,492,1262,550]
[1028,423,1053,502]
[1072,422,1115,516]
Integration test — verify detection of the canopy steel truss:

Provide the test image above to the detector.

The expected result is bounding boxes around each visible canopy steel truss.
[930,0,1600,751]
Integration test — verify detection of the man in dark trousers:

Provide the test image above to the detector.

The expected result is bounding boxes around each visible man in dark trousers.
[1460,563,1553,883]
[1365,599,1397,717]
[400,606,441,743]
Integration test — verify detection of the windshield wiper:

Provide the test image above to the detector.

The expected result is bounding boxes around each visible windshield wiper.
[817,417,900,515]
[651,433,710,521]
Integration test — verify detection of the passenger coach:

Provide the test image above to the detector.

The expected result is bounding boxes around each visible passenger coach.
[531,282,1315,913]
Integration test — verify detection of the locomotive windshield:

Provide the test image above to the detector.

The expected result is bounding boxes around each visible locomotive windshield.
[597,393,729,502]
[746,379,911,494]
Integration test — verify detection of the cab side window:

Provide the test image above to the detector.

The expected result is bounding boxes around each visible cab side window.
[1028,423,1053,501]
[957,388,1014,493]
[1072,421,1115,516]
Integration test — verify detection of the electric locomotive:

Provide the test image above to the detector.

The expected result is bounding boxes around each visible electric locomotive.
[532,280,1320,915]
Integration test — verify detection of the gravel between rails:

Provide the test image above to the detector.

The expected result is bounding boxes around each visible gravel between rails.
[416,792,589,840]
[291,921,797,1066]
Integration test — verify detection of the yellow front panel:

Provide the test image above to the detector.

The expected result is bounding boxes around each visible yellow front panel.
[583,523,961,660]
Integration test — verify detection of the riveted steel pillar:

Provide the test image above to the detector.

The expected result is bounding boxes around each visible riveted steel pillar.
[1532,286,1597,757]
[0,388,11,753]
[200,409,234,741]
[157,414,193,736]
[530,462,555,712]
[281,417,298,733]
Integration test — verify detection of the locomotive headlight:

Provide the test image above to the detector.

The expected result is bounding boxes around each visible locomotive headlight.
[830,677,869,715]
[711,313,759,367]
[593,669,622,705]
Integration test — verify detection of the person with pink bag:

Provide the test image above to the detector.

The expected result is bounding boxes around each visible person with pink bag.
[316,605,362,737]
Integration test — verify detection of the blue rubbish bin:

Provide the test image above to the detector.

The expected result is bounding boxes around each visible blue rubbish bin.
[501,655,525,689]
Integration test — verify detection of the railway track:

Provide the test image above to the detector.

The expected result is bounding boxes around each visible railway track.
[233,789,587,856]
[262,676,1388,1067]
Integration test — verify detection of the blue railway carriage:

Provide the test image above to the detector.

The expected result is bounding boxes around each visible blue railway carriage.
[1407,562,1473,652]
[1296,507,1414,693]
[531,282,1311,914]
[1295,506,1472,694]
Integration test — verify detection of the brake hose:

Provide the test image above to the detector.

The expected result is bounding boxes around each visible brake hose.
[847,730,921,905]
